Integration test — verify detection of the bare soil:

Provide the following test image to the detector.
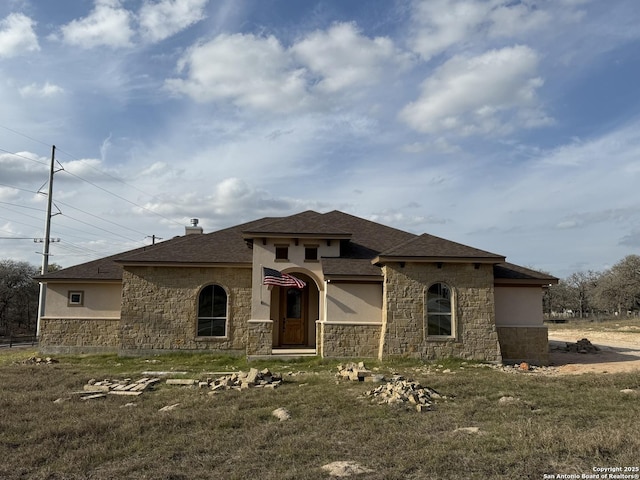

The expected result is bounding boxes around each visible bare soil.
[548,327,640,374]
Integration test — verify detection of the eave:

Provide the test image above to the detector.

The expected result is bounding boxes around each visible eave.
[372,256,506,265]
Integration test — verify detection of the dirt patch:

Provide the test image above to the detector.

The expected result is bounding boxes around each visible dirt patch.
[548,328,640,374]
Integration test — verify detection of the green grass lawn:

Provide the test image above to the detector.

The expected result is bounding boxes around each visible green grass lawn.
[1,350,639,479]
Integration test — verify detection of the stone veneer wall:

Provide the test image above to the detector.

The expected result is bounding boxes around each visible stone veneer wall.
[39,318,120,354]
[379,263,502,362]
[497,326,549,365]
[247,320,273,355]
[320,322,381,358]
[119,266,251,355]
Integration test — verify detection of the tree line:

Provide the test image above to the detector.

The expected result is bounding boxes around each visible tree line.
[544,254,640,319]
[0,260,62,337]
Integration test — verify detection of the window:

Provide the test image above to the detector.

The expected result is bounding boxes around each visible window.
[68,291,84,306]
[197,285,227,337]
[426,283,453,336]
[304,246,318,261]
[275,246,288,260]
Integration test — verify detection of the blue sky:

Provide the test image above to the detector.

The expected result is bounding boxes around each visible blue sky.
[0,0,639,278]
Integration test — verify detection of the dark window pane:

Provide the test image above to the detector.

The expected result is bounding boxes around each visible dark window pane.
[286,289,302,318]
[305,247,317,260]
[426,283,452,336]
[198,285,213,317]
[197,285,227,337]
[275,247,288,260]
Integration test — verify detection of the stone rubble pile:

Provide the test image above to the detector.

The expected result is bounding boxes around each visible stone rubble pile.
[21,356,58,365]
[336,362,385,383]
[360,379,444,412]
[79,377,161,400]
[167,368,283,393]
[564,338,600,353]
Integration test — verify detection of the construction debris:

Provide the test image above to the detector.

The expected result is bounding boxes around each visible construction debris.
[165,368,284,393]
[564,338,600,353]
[21,356,58,365]
[360,379,444,412]
[336,362,384,383]
[79,377,161,400]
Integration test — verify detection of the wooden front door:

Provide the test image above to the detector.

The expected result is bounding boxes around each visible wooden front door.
[280,287,306,345]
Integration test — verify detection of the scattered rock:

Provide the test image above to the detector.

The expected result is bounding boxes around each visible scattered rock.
[454,426,481,434]
[321,461,374,478]
[76,377,161,400]
[360,379,445,411]
[498,396,520,406]
[336,362,382,382]
[159,403,181,412]
[272,407,291,421]
[564,338,600,353]
[20,356,58,365]
[620,388,638,395]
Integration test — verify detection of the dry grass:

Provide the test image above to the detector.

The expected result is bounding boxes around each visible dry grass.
[1,350,639,479]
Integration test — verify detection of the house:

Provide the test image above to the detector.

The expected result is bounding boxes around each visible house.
[36,210,557,364]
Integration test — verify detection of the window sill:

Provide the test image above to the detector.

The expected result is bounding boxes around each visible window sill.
[195,336,228,342]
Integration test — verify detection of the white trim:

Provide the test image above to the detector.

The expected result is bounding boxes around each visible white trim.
[248,319,274,324]
[317,320,382,326]
[496,324,547,328]
[40,316,120,320]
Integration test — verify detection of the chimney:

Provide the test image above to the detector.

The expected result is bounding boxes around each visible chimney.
[185,218,203,235]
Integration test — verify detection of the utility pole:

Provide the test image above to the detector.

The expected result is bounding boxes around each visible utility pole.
[36,145,56,338]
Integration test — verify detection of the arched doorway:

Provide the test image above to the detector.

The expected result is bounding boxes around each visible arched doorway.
[270,272,319,348]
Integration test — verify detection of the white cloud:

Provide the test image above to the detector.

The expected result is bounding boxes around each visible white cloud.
[399,45,548,135]
[292,22,411,93]
[409,0,492,60]
[139,0,208,43]
[18,82,64,98]
[59,0,134,49]
[166,33,309,112]
[0,13,39,57]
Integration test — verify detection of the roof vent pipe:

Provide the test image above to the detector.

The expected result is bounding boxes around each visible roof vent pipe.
[185,218,203,235]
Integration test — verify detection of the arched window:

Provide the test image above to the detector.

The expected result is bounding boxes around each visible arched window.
[197,285,227,337]
[426,283,453,337]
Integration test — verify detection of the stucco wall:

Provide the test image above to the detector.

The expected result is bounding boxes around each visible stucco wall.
[250,238,332,320]
[119,265,251,355]
[495,286,545,326]
[44,282,121,318]
[379,263,502,362]
[326,282,382,324]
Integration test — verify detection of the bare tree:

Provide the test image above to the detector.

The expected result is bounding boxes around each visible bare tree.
[0,260,41,336]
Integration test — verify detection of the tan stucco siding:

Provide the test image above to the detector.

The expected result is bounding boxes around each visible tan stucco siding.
[495,286,544,326]
[43,282,121,318]
[326,282,382,324]
[250,238,333,319]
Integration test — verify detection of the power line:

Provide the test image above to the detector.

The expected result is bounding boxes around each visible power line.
[0,147,49,167]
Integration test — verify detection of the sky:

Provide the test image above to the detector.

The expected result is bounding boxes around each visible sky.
[0,0,639,279]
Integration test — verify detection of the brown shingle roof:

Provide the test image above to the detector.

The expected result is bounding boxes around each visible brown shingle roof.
[374,233,505,263]
[242,210,352,238]
[38,210,553,284]
[494,262,558,285]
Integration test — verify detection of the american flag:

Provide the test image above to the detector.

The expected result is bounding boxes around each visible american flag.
[262,267,306,288]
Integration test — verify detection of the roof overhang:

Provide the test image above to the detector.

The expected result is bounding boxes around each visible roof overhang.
[495,278,559,287]
[116,261,252,268]
[242,232,352,241]
[324,275,383,283]
[372,256,506,265]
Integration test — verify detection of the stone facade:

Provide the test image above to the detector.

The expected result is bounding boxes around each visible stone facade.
[39,318,120,354]
[247,320,273,355]
[119,266,251,356]
[379,263,502,362]
[497,326,549,365]
[320,322,382,358]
